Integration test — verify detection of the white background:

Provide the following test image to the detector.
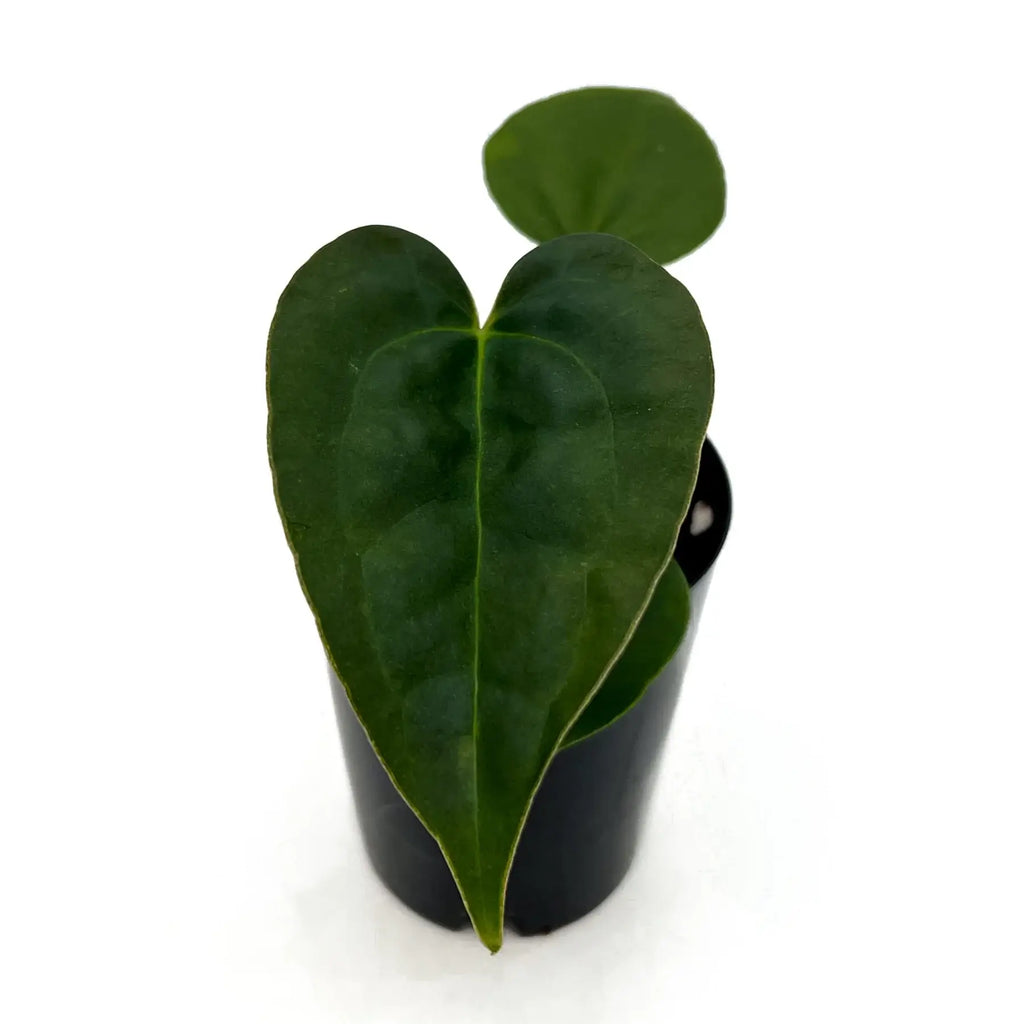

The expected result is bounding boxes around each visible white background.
[3,1,1022,1021]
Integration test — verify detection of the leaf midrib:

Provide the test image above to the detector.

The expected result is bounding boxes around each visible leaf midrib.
[470,325,486,886]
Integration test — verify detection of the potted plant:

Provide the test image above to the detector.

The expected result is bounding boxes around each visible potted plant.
[267,87,731,952]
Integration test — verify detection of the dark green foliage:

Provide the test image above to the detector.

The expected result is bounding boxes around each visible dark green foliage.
[268,225,713,949]
[485,87,725,263]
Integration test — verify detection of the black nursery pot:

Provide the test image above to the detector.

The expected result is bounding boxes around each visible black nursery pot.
[330,439,732,936]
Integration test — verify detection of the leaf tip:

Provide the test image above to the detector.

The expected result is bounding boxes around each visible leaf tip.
[467,896,504,953]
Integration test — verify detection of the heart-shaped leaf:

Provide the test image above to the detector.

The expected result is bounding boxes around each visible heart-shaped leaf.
[484,87,726,264]
[267,226,712,950]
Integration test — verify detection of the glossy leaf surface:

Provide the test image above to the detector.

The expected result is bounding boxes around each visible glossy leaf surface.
[267,226,712,950]
[484,87,726,264]
[562,559,689,748]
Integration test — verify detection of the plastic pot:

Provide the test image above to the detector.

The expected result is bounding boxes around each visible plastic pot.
[329,438,732,935]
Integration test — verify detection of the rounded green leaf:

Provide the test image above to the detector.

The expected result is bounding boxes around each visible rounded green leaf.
[267,226,713,951]
[484,87,726,263]
[562,559,689,748]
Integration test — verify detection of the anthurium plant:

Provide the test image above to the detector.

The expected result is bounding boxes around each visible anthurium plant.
[267,87,725,951]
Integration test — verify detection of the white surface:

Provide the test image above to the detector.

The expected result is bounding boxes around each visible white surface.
[2,2,1022,1021]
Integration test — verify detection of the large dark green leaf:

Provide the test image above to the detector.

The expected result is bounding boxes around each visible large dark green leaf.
[562,559,689,748]
[484,87,726,264]
[267,226,712,950]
